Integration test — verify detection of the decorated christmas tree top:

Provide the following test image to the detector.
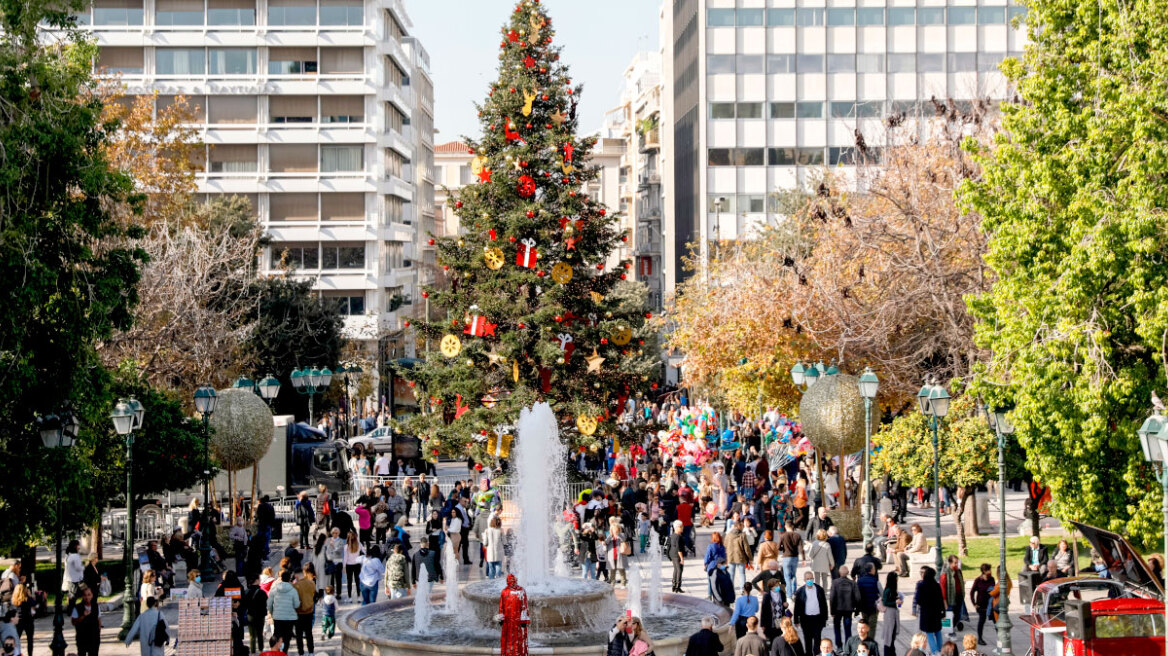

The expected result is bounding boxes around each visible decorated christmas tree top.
[401,0,657,459]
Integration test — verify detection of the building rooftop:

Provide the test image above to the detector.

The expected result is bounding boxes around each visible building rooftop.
[435,141,470,154]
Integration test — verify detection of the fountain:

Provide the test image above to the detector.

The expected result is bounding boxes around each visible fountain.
[444,541,462,615]
[341,403,734,656]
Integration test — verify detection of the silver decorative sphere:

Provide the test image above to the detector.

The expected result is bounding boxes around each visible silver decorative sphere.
[798,373,866,454]
[208,388,274,472]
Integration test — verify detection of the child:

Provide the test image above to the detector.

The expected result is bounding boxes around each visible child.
[321,585,338,640]
[595,535,610,583]
[636,511,650,554]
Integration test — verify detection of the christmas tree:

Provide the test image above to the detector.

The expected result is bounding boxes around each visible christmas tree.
[401,0,657,460]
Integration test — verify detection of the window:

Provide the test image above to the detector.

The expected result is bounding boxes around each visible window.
[888,53,916,72]
[384,242,405,268]
[268,47,317,75]
[737,102,763,119]
[269,144,317,172]
[737,195,765,213]
[93,0,143,25]
[707,55,735,74]
[208,96,256,123]
[268,0,314,25]
[857,8,884,25]
[738,148,764,165]
[796,8,824,26]
[156,48,204,75]
[321,145,363,172]
[918,54,944,72]
[269,193,318,221]
[830,101,855,118]
[322,95,363,123]
[707,8,735,26]
[736,55,764,74]
[207,0,254,25]
[768,54,795,73]
[829,147,856,165]
[709,102,735,119]
[796,101,823,118]
[979,52,1005,72]
[1095,613,1165,639]
[158,94,205,121]
[797,54,824,73]
[738,8,764,26]
[707,149,764,166]
[271,95,316,123]
[767,9,794,25]
[209,48,255,74]
[889,8,915,25]
[325,294,366,316]
[708,196,734,213]
[948,53,977,72]
[386,60,405,87]
[891,100,926,115]
[322,193,364,221]
[827,8,854,26]
[320,47,362,74]
[97,47,143,74]
[707,149,731,166]
[1008,6,1028,22]
[271,243,319,269]
[770,102,795,118]
[795,147,824,165]
[978,7,1006,24]
[322,244,365,269]
[767,147,795,165]
[918,7,945,24]
[948,7,977,24]
[857,54,885,73]
[386,103,405,133]
[386,149,404,178]
[856,101,883,117]
[156,0,202,25]
[827,54,855,73]
[319,0,361,25]
[208,144,257,173]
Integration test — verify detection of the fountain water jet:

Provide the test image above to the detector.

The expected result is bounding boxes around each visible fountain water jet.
[626,563,644,619]
[647,535,664,614]
[413,564,433,634]
[513,402,566,585]
[444,541,462,614]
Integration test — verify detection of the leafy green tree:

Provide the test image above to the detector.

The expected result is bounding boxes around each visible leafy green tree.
[243,277,345,420]
[872,393,1025,554]
[961,0,1168,548]
[0,0,146,553]
[400,1,657,457]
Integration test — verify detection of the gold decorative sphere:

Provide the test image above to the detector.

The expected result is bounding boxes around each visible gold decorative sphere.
[798,372,866,454]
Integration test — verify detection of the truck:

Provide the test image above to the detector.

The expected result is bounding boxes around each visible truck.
[211,415,352,499]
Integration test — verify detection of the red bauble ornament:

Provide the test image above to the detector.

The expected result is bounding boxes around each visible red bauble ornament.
[567,89,573,95]
[541,95,549,101]
[521,161,528,167]
[467,148,474,154]
[651,383,659,390]
[645,312,653,318]
[510,87,517,93]
[443,265,450,271]
[620,274,627,280]
[599,209,606,216]
[624,262,632,269]
[509,236,517,242]
[480,430,488,436]
[562,177,569,183]
[544,172,551,177]
[540,68,547,73]
[526,210,535,218]
[428,238,435,245]
[422,291,429,298]
[554,315,563,323]
[621,235,628,242]
[453,320,459,326]
[517,175,537,198]
[488,229,497,240]
[569,191,577,197]
[517,322,526,329]
[596,263,604,270]
[545,124,553,129]
[403,320,411,327]
[638,340,645,345]
[455,201,463,208]
[526,123,533,129]
[601,338,608,345]
[520,41,526,47]
[537,270,545,277]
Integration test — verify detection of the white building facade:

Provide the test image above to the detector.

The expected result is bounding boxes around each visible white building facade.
[84,0,433,392]
[661,0,1027,295]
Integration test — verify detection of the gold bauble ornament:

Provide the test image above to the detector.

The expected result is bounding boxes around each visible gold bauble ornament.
[551,262,573,284]
[466,359,475,367]
[611,326,631,346]
[484,247,505,270]
[457,239,465,247]
[798,372,866,454]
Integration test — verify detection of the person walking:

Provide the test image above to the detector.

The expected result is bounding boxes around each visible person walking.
[843,620,878,656]
[725,521,754,590]
[343,531,364,601]
[733,616,767,656]
[63,540,84,605]
[359,545,385,605]
[483,516,505,580]
[710,560,735,607]
[770,617,804,656]
[667,520,685,593]
[267,570,299,653]
[729,582,759,638]
[384,543,412,598]
[760,578,787,643]
[684,616,723,656]
[12,584,34,656]
[940,556,967,631]
[830,566,859,647]
[969,564,995,647]
[806,530,834,592]
[245,575,268,654]
[70,585,101,656]
[794,571,827,656]
[295,491,314,551]
[293,563,317,656]
[778,522,803,589]
[703,532,727,599]
[124,596,168,656]
[855,564,881,632]
[913,566,944,654]
[826,528,847,581]
[877,572,902,656]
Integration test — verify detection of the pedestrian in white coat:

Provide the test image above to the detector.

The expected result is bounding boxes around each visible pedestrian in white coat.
[124,597,169,656]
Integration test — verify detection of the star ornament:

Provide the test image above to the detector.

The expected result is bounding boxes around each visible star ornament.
[550,109,567,127]
[478,167,492,183]
[486,347,507,367]
[524,55,536,69]
[586,348,606,374]
[507,29,519,43]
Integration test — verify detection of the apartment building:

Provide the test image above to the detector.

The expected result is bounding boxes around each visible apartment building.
[661,0,1027,295]
[84,0,433,392]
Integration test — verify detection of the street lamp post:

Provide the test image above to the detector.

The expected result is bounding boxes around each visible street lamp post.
[111,398,143,639]
[983,402,1015,656]
[858,367,879,546]
[290,367,333,425]
[919,379,950,571]
[193,385,218,578]
[36,409,78,656]
[257,375,281,409]
[337,365,362,437]
[1137,404,1168,656]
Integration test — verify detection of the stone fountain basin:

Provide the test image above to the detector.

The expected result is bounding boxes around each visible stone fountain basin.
[340,590,735,656]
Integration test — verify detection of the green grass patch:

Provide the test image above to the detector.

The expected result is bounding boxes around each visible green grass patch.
[939,535,1093,580]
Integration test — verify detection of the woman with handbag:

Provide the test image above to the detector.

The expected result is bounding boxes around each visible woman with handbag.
[324,528,344,594]
[608,518,630,588]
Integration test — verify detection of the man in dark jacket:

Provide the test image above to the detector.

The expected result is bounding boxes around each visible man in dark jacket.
[805,506,833,540]
[842,620,879,656]
[830,565,860,646]
[851,543,882,581]
[710,560,735,607]
[411,545,444,583]
[1023,536,1049,573]
[826,527,847,579]
[794,571,828,655]
[855,564,882,630]
[255,496,277,558]
[668,520,686,593]
[683,616,724,656]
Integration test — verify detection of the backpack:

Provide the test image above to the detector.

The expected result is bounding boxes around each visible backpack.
[153,615,170,646]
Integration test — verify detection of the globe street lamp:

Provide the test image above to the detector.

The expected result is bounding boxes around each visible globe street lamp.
[920,379,950,571]
[858,367,879,545]
[982,400,1015,656]
[290,367,333,425]
[257,375,281,408]
[1137,402,1168,656]
[193,385,218,577]
[111,398,144,639]
[36,408,78,656]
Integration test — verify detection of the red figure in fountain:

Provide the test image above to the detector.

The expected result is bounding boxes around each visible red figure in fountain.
[496,574,531,656]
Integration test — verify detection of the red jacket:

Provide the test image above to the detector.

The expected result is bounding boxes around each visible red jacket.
[939,568,965,606]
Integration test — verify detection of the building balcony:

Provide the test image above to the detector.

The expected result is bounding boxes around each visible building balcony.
[639,128,660,152]
[637,172,661,189]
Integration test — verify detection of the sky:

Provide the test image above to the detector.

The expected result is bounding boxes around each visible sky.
[406,0,661,144]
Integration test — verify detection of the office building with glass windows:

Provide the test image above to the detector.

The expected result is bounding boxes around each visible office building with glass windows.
[660,0,1026,294]
[82,0,434,394]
